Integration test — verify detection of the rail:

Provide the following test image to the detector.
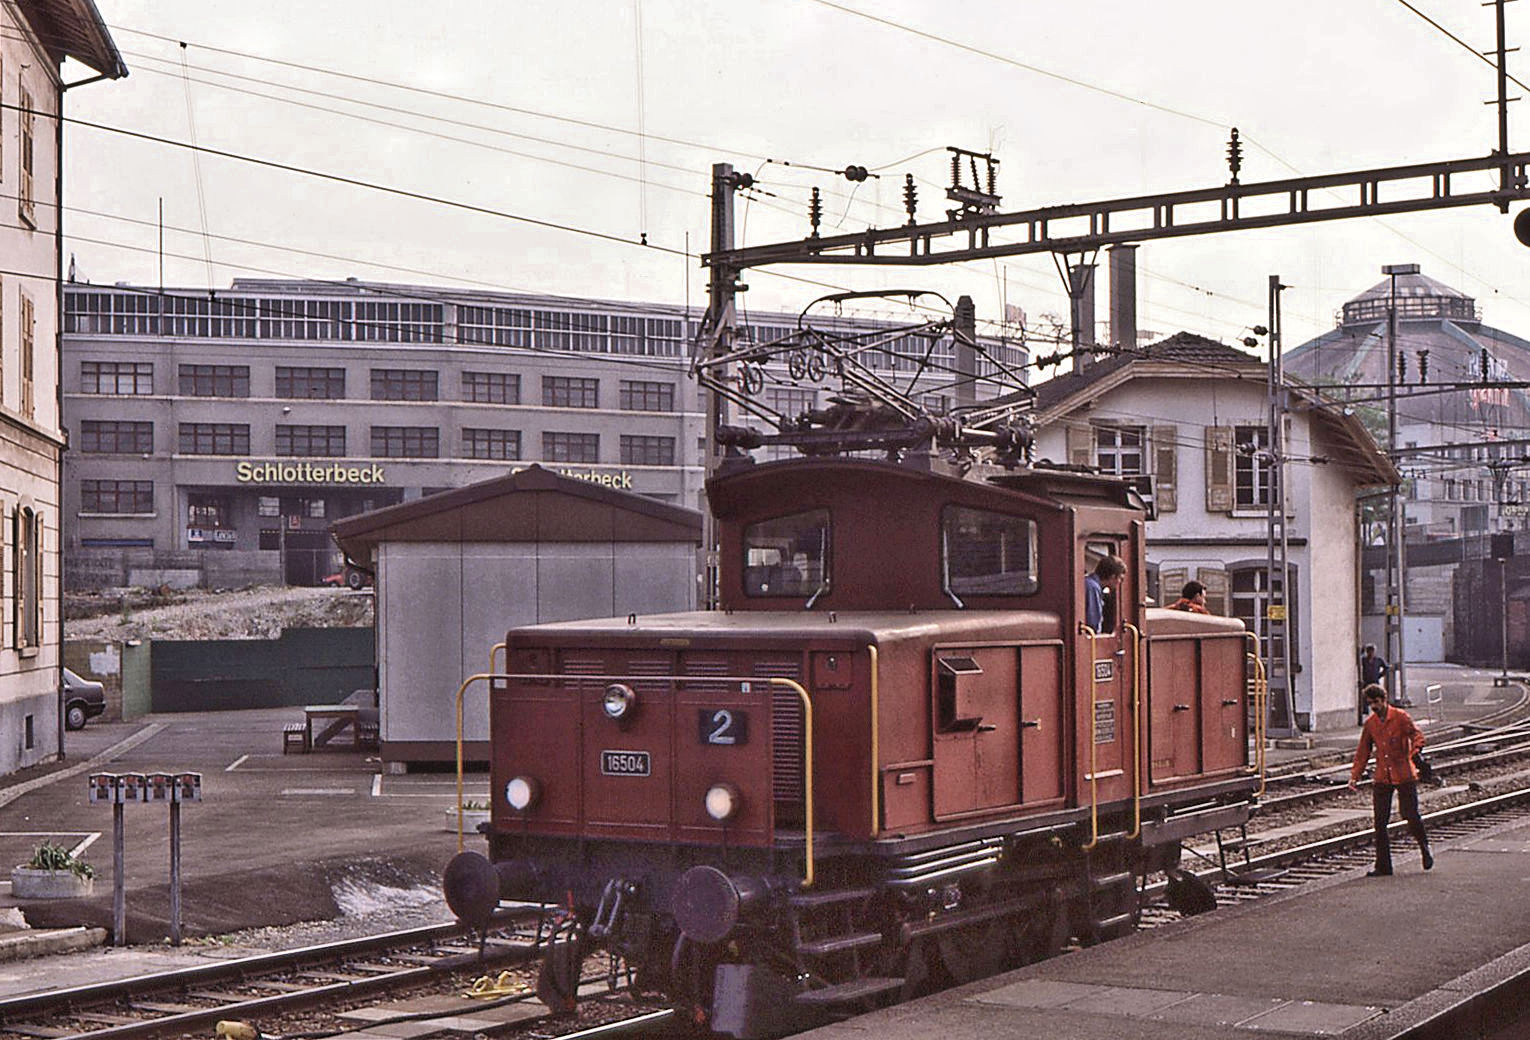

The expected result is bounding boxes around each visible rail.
[1080,624,1102,851]
[453,670,818,886]
[1123,623,1144,840]
[489,641,505,673]
[1245,633,1268,797]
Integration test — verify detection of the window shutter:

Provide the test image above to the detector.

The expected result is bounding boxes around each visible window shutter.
[1197,566,1229,617]
[1152,425,1177,513]
[1159,566,1187,607]
[1066,423,1094,468]
[1205,426,1234,514]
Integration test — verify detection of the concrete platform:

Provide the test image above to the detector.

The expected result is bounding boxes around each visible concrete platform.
[796,814,1530,1039]
[0,706,488,989]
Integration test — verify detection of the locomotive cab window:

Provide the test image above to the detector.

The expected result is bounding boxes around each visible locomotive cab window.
[941,506,1038,598]
[743,508,829,599]
[1084,539,1124,633]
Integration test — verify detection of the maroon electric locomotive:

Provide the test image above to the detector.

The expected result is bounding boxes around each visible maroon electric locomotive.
[445,445,1262,1037]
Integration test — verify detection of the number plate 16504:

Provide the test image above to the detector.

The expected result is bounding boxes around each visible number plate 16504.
[600,750,651,777]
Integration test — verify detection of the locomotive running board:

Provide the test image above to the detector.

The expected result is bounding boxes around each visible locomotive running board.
[1139,801,1252,847]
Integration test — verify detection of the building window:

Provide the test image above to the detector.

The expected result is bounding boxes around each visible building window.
[1230,564,1298,668]
[1094,425,1144,476]
[306,498,326,518]
[1234,425,1271,509]
[275,425,346,457]
[18,85,34,226]
[620,434,675,466]
[18,292,33,418]
[543,376,598,408]
[462,371,520,404]
[179,423,250,455]
[275,366,345,399]
[370,368,438,401]
[13,506,40,649]
[187,495,231,529]
[82,361,153,395]
[462,428,520,460]
[179,364,250,397]
[81,480,154,514]
[353,301,443,343]
[619,380,675,412]
[371,426,439,458]
[80,421,153,454]
[257,496,280,517]
[768,387,816,417]
[543,432,599,463]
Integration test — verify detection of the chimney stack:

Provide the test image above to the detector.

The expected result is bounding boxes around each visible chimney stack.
[1069,263,1097,369]
[1109,245,1138,353]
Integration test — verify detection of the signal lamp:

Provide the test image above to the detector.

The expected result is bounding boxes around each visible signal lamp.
[506,775,540,812]
[602,683,637,720]
[704,782,742,822]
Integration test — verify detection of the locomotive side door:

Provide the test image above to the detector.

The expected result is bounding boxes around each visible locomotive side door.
[1077,538,1135,808]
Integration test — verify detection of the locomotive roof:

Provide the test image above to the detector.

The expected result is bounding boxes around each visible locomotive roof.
[506,608,1064,643]
[707,455,1144,515]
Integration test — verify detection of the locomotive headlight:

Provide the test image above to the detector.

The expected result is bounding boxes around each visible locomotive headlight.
[505,775,540,812]
[602,683,637,720]
[704,782,742,822]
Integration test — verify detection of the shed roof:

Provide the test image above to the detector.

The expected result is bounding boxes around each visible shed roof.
[20,0,127,78]
[330,465,703,565]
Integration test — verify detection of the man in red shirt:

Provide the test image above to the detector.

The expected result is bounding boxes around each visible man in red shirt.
[1348,684,1434,876]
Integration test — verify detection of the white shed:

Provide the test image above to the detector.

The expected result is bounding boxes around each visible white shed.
[331,465,702,766]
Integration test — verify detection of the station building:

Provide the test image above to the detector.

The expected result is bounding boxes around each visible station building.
[61,278,1025,588]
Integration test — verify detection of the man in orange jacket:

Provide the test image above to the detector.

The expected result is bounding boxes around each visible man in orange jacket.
[1348,684,1434,876]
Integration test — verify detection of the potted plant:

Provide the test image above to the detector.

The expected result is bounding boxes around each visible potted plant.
[11,841,95,899]
[445,799,492,834]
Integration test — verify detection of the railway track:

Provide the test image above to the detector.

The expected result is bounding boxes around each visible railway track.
[0,914,544,1040]
[1140,784,1530,927]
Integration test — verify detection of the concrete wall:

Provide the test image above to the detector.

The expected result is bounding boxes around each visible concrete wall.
[66,548,282,591]
[1306,449,1363,731]
[377,540,696,751]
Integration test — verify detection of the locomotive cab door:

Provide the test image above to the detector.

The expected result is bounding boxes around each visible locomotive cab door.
[1077,538,1137,810]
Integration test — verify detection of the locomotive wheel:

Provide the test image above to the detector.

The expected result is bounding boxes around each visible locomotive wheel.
[935,921,1009,984]
[900,938,939,1000]
[1009,897,1070,966]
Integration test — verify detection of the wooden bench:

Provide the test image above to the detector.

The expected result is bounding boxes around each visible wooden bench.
[282,722,310,754]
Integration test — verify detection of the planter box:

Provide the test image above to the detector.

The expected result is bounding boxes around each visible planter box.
[11,867,94,900]
[445,808,491,834]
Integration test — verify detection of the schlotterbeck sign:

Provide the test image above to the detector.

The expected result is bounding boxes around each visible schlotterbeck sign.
[235,461,386,485]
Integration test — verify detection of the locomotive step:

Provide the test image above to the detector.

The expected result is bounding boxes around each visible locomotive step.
[795,930,884,956]
[1089,870,1135,893]
[794,976,906,1007]
[788,886,877,909]
[1095,911,1136,936]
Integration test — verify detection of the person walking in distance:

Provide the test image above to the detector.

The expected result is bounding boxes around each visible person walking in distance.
[1348,684,1433,876]
[1358,644,1388,723]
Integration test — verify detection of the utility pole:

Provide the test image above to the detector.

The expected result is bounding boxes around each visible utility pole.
[1265,276,1295,736]
[698,163,748,608]
[1383,263,1416,706]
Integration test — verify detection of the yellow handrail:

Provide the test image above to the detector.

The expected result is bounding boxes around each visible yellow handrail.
[1244,633,1268,797]
[489,642,505,674]
[1122,623,1144,840]
[455,672,498,854]
[452,669,818,886]
[1080,624,1102,851]
[869,645,880,836]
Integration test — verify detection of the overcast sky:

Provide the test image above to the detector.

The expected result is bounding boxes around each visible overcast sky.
[58,0,1530,358]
